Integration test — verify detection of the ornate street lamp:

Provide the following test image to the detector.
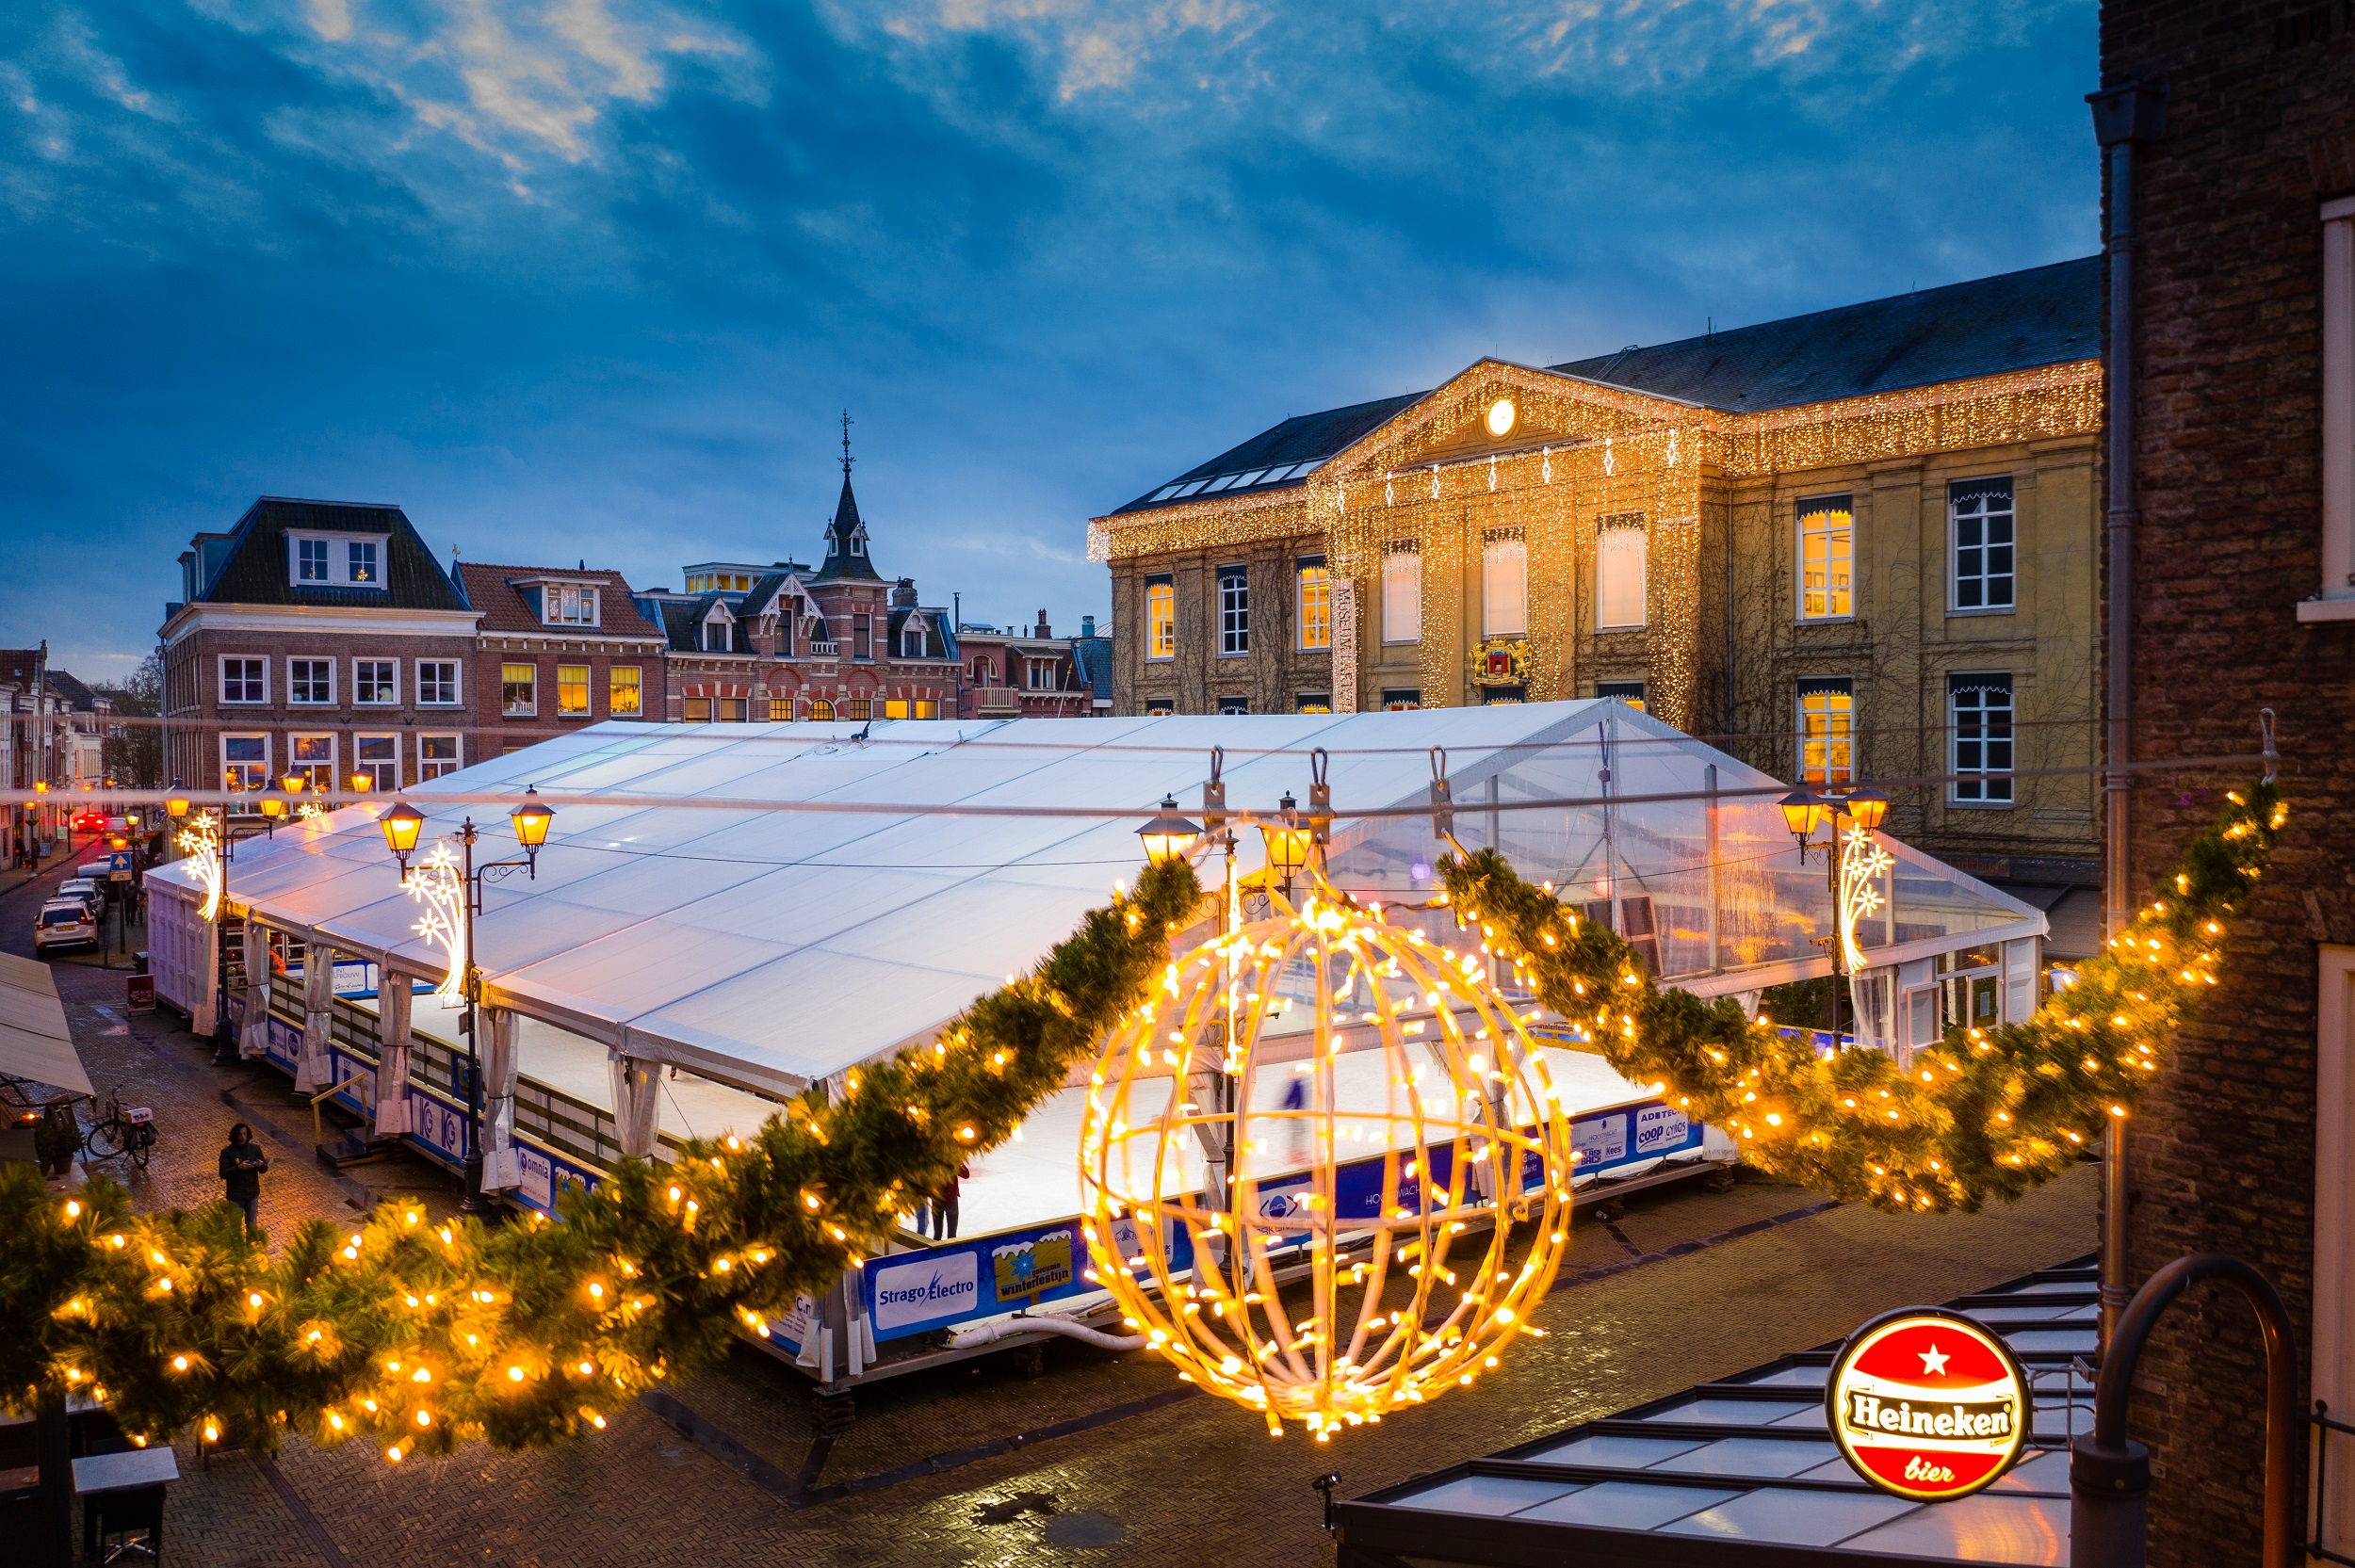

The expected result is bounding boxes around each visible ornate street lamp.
[1137,796,1202,865]
[1779,784,1893,1051]
[1261,792,1314,897]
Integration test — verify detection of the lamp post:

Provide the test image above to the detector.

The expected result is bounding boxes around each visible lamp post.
[1260,792,1314,898]
[168,787,284,1067]
[1778,784,1891,1049]
[1136,796,1202,866]
[380,788,553,1215]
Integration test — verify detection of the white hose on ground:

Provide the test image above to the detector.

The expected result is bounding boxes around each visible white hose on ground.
[949,1316,1146,1351]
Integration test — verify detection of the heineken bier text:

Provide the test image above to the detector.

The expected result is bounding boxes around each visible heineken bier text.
[1844,1393,2015,1441]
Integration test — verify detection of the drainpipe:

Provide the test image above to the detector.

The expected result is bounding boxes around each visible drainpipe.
[2087,79,2170,1357]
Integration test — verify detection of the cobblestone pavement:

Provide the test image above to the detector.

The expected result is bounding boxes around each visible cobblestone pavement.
[7,861,2100,1566]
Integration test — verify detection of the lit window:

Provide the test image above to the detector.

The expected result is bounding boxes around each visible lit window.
[502,663,536,717]
[683,696,712,721]
[355,735,398,792]
[297,540,330,582]
[557,664,590,717]
[1596,523,1647,629]
[1382,688,1421,711]
[289,659,334,704]
[355,661,397,704]
[1951,675,2014,804]
[1482,534,1526,638]
[1146,579,1176,660]
[1798,496,1854,620]
[1296,694,1332,714]
[884,698,911,719]
[839,698,871,720]
[1217,567,1249,655]
[347,541,378,584]
[809,699,835,721]
[1382,548,1421,643]
[717,697,747,720]
[609,667,642,716]
[766,697,790,720]
[1297,558,1331,651]
[1951,478,2016,612]
[220,658,267,704]
[290,734,334,791]
[546,584,600,627]
[1798,678,1855,787]
[417,661,459,705]
[1145,703,1175,716]
[222,735,268,793]
[286,532,389,590]
[914,699,938,719]
[420,736,461,779]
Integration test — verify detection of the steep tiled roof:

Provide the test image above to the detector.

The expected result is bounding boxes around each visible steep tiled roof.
[1071,635,1112,700]
[190,498,468,610]
[812,474,882,583]
[1109,258,2101,517]
[0,650,41,689]
[454,563,661,639]
[43,671,99,711]
[1549,255,2101,412]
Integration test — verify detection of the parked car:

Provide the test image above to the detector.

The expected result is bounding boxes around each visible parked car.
[56,877,106,913]
[34,899,96,951]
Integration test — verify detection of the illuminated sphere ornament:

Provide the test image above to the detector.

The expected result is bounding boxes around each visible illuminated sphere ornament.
[1079,883,1576,1441]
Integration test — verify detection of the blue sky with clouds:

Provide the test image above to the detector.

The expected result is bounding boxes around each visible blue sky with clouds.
[3,0,2098,680]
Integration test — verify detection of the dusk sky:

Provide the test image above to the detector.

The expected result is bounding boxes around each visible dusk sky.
[4,0,2099,682]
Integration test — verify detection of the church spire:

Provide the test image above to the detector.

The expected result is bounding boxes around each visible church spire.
[815,410,880,581]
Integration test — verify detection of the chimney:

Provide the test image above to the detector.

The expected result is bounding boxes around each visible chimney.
[1034,609,1051,638]
[890,576,918,608]
[1080,615,1096,638]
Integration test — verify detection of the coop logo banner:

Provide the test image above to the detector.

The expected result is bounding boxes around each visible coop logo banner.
[871,1252,980,1332]
[1633,1104,1692,1156]
[1826,1307,2029,1502]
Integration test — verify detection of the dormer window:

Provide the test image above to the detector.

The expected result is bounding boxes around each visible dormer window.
[544,583,601,627]
[850,535,866,557]
[900,623,925,658]
[701,615,733,653]
[286,530,391,590]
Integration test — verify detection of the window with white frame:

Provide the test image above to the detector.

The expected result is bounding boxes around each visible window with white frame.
[284,532,390,590]
[1950,674,2014,803]
[1028,657,1056,690]
[416,660,460,705]
[1297,557,1332,651]
[1381,546,1421,643]
[1217,566,1249,655]
[1145,578,1176,659]
[2313,197,2355,621]
[219,657,267,704]
[354,735,398,792]
[288,734,335,791]
[1951,477,2016,612]
[609,667,642,716]
[354,660,398,704]
[1482,532,1527,638]
[543,583,601,627]
[419,735,462,779]
[901,623,925,658]
[556,664,590,717]
[1798,495,1854,620]
[222,734,268,793]
[1798,677,1856,787]
[502,662,536,716]
[288,658,333,704]
[701,614,733,654]
[1596,519,1647,629]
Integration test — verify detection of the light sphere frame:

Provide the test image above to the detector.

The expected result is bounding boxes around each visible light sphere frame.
[1079,885,1577,1441]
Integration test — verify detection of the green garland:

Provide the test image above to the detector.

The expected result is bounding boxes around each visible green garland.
[0,859,1203,1458]
[1437,783,2283,1215]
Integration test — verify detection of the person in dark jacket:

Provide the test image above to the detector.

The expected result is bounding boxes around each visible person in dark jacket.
[219,1123,268,1236]
[930,1162,970,1241]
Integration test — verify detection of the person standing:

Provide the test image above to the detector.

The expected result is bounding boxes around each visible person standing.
[930,1161,970,1241]
[219,1123,268,1236]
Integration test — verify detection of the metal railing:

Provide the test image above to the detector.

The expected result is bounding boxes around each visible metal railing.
[2314,1401,2355,1566]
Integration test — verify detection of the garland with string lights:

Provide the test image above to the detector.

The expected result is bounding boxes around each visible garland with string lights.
[1437,783,2285,1215]
[0,859,1203,1459]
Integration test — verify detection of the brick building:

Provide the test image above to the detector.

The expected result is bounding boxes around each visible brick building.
[1091,265,2105,885]
[454,562,666,753]
[635,463,959,722]
[159,498,481,796]
[2095,6,2355,1561]
[954,611,1105,718]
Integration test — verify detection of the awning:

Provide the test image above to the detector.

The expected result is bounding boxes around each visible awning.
[0,951,92,1097]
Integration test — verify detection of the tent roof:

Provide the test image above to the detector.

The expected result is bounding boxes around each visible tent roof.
[148,706,2041,1099]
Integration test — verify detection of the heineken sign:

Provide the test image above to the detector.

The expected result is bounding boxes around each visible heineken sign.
[1825,1307,2030,1501]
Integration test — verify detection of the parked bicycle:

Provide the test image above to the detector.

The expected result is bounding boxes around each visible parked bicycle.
[83,1081,156,1169]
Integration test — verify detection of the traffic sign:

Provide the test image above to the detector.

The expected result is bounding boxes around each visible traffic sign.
[1826,1306,2030,1502]
[107,850,134,882]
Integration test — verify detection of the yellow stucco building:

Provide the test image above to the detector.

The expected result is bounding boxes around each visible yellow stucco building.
[1091,260,2104,913]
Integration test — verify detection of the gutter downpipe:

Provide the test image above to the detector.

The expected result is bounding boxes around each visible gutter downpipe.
[2088,79,2170,1358]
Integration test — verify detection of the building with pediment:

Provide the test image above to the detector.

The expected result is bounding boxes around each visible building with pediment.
[635,457,961,722]
[1091,260,2104,880]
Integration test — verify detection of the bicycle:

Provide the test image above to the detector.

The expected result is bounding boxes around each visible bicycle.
[83,1081,156,1170]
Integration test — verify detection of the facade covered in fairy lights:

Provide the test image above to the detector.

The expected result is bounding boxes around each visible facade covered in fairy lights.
[1092,260,2103,892]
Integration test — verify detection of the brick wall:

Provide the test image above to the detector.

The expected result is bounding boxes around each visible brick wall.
[2104,5,2355,1560]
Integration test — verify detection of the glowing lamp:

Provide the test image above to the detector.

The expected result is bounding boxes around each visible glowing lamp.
[510,786,553,849]
[1137,796,1202,865]
[1260,793,1313,876]
[1843,786,1889,833]
[1486,397,1517,438]
[33,782,47,794]
[380,803,426,866]
[349,773,373,794]
[282,773,306,796]
[166,797,190,820]
[1778,788,1828,843]
[259,797,285,819]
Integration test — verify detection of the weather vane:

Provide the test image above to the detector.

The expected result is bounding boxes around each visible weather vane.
[840,409,853,478]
